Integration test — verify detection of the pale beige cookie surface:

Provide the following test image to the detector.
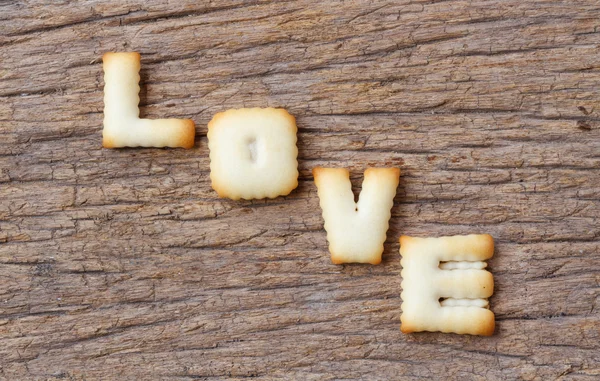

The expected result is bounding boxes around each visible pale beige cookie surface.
[208,108,298,200]
[400,234,495,336]
[313,167,400,265]
[102,52,195,148]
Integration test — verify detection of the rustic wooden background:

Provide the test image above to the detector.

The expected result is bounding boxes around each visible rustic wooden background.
[1,0,599,379]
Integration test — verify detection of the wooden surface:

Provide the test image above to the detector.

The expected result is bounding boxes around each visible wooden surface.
[1,1,600,379]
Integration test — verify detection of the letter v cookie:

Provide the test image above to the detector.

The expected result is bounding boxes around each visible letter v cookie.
[313,167,400,264]
[400,234,495,336]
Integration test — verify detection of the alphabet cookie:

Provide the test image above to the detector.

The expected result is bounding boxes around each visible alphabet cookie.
[313,167,400,264]
[102,52,195,148]
[399,234,495,336]
[208,108,299,200]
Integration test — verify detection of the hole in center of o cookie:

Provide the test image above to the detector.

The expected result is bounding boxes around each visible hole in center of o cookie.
[246,137,259,164]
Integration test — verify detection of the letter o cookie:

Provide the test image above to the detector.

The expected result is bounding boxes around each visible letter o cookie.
[208,108,299,200]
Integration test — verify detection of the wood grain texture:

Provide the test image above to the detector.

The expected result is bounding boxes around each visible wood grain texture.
[1,0,599,379]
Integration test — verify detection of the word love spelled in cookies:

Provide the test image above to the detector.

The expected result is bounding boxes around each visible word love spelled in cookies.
[400,234,495,336]
[313,168,400,265]
[100,52,498,336]
[102,52,195,148]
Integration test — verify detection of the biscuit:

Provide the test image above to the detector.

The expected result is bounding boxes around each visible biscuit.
[399,234,495,336]
[313,167,400,264]
[102,52,195,148]
[208,108,298,200]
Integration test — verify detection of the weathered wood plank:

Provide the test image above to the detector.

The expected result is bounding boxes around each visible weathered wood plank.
[1,0,599,379]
